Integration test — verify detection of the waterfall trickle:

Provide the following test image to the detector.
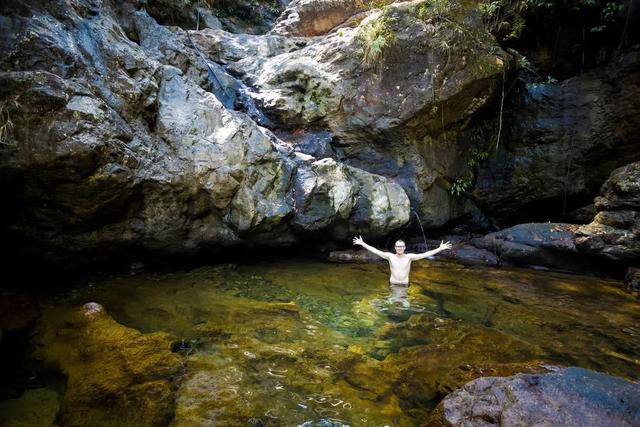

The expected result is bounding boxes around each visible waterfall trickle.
[412,209,428,249]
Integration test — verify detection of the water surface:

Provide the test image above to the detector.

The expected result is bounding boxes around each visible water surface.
[2,260,639,426]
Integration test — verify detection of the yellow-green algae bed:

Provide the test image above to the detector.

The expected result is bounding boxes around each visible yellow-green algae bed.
[2,260,639,426]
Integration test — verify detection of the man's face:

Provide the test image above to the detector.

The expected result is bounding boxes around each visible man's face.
[394,241,405,255]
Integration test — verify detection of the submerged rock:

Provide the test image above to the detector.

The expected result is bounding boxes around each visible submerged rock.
[327,249,383,263]
[32,303,182,427]
[429,367,640,427]
[378,315,547,418]
[0,388,60,427]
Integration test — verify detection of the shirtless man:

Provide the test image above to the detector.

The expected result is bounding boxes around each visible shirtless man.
[352,236,452,285]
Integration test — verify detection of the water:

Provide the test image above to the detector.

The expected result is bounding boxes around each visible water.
[1,260,638,426]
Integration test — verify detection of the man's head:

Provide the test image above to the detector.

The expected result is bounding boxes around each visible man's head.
[394,240,406,255]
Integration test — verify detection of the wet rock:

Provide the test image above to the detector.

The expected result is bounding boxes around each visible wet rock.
[429,367,640,427]
[469,222,599,271]
[436,243,499,267]
[291,158,410,238]
[625,267,639,292]
[0,292,39,334]
[32,304,182,427]
[576,161,640,262]
[0,0,414,264]
[144,0,281,33]
[475,50,640,224]
[282,129,334,159]
[200,0,510,228]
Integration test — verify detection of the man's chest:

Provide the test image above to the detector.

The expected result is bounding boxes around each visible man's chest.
[389,256,412,270]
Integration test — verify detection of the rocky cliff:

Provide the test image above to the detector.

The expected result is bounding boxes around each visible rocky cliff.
[0,0,638,269]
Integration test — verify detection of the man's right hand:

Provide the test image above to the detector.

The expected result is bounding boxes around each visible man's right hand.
[353,236,364,246]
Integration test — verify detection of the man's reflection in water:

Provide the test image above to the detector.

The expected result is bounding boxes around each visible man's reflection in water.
[387,284,411,320]
[387,284,411,321]
[388,284,410,307]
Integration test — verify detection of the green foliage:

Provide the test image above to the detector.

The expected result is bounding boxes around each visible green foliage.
[413,0,484,59]
[467,148,489,167]
[479,0,532,39]
[358,0,391,9]
[449,177,472,196]
[357,15,395,65]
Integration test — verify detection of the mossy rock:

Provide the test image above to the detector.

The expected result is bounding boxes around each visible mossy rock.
[32,303,183,427]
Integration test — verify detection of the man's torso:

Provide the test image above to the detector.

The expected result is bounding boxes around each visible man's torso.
[388,254,412,285]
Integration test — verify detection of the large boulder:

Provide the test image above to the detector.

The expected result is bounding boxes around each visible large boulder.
[194,0,510,228]
[429,367,640,426]
[470,223,588,270]
[576,161,640,263]
[0,0,411,264]
[474,49,640,225]
[248,0,510,140]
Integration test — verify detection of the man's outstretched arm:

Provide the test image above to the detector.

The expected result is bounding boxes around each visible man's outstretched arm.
[353,236,392,260]
[410,241,452,261]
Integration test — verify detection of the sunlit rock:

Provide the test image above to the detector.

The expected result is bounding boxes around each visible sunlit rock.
[271,0,394,37]
[428,367,640,426]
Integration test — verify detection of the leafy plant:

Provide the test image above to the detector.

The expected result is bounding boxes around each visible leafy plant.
[467,148,489,167]
[357,15,395,65]
[449,177,472,196]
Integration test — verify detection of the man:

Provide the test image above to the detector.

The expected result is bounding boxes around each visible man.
[352,236,452,286]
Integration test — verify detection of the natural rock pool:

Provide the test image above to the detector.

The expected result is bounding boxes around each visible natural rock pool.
[1,260,639,426]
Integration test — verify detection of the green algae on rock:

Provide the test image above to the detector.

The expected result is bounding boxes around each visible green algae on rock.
[0,388,60,427]
[32,303,183,427]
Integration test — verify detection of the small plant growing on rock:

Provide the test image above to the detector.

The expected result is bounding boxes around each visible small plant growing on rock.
[358,0,391,9]
[449,177,472,196]
[357,15,395,65]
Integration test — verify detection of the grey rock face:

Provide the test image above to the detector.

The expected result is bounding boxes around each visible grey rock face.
[2,0,637,266]
[194,0,510,228]
[430,367,640,427]
[0,0,410,262]
[474,51,640,225]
